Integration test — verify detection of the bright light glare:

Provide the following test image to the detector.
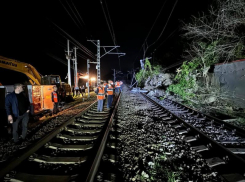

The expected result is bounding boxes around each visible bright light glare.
[80,75,89,79]
[91,77,96,81]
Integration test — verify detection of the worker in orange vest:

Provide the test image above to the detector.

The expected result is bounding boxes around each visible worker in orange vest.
[107,83,114,109]
[103,82,108,88]
[51,86,59,114]
[115,80,121,93]
[109,80,114,86]
[95,83,105,112]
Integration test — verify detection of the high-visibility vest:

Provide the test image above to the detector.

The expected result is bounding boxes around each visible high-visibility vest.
[97,87,105,100]
[115,82,120,88]
[107,86,114,95]
[52,91,58,103]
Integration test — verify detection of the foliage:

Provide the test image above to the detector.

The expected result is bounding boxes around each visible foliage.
[234,43,245,59]
[159,97,164,100]
[147,152,181,182]
[168,0,245,107]
[183,0,245,62]
[168,41,219,101]
[167,171,180,182]
[135,58,161,87]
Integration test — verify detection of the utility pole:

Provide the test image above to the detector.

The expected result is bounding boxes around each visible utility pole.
[97,40,100,86]
[87,59,90,98]
[112,69,122,83]
[88,40,125,86]
[72,47,78,89]
[65,40,72,87]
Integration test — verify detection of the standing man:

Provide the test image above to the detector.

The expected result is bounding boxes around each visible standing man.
[107,83,114,109]
[95,83,105,112]
[115,80,121,93]
[109,80,114,86]
[5,83,30,144]
[51,86,59,114]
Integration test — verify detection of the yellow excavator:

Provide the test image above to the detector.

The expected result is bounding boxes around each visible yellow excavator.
[0,56,73,115]
[0,55,71,93]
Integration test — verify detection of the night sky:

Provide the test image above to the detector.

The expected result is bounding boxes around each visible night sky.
[0,0,212,85]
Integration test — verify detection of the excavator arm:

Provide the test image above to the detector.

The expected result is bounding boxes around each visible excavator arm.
[0,56,42,85]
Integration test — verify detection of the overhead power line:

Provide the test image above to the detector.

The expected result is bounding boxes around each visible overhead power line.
[100,0,115,44]
[59,0,93,40]
[147,0,178,50]
[50,20,96,60]
[104,0,121,69]
[100,0,122,70]
[46,52,83,73]
[59,0,82,30]
[154,27,179,51]
[65,0,84,28]
[133,0,169,65]
[143,0,168,48]
[54,40,90,61]
[69,0,86,25]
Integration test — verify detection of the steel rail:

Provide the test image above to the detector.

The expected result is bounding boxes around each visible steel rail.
[141,93,245,174]
[85,93,121,182]
[164,98,245,138]
[0,100,98,178]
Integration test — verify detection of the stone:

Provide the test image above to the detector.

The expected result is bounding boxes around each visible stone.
[144,73,174,90]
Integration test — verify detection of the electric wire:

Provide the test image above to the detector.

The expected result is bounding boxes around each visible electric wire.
[147,0,178,50]
[56,28,96,61]
[100,0,122,70]
[54,40,90,61]
[142,0,168,49]
[100,0,114,44]
[163,60,183,70]
[50,20,96,60]
[65,1,84,29]
[59,0,82,31]
[104,0,116,44]
[154,27,179,51]
[70,0,86,25]
[59,0,94,41]
[46,52,83,73]
[104,0,121,70]
[132,0,168,66]
[67,0,85,26]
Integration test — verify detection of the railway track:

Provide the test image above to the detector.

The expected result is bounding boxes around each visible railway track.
[141,93,245,181]
[0,94,121,182]
[0,96,97,163]
[149,95,245,156]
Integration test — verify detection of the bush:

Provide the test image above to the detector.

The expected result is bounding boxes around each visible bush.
[135,58,161,87]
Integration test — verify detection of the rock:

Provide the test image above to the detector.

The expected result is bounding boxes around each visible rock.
[144,73,174,90]
[205,96,216,104]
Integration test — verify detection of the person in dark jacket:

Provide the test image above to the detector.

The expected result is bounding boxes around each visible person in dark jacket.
[5,83,30,144]
[51,86,59,114]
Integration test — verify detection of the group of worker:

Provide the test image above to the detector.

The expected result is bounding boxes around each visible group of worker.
[4,80,123,144]
[95,80,123,112]
[72,85,86,97]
